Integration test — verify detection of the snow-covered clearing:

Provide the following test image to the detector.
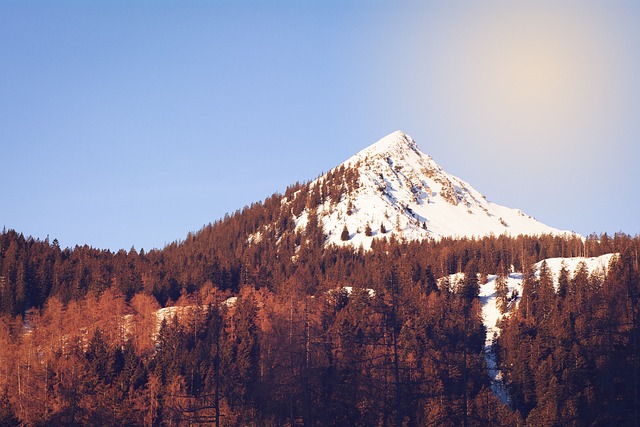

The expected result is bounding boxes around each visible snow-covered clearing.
[479,273,522,404]
[475,253,617,405]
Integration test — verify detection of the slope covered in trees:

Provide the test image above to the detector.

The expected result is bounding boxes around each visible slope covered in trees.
[0,185,639,425]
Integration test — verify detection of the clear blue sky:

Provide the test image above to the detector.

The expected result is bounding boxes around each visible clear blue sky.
[2,1,640,251]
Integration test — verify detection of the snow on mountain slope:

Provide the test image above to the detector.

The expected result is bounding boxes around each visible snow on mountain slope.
[480,272,523,404]
[475,253,618,404]
[477,252,619,342]
[295,131,570,249]
[533,253,617,288]
[437,253,617,404]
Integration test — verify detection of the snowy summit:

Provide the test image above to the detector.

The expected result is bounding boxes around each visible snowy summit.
[293,131,570,249]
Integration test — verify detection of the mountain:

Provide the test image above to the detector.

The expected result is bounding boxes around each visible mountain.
[288,131,568,249]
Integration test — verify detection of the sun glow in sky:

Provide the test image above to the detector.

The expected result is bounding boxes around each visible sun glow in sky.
[388,2,638,160]
[1,1,639,250]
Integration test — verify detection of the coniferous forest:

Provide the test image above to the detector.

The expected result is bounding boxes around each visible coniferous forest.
[1,183,640,426]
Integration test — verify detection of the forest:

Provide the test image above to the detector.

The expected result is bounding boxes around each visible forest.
[1,179,639,426]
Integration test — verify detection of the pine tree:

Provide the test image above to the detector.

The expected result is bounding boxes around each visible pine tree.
[557,262,570,300]
[117,340,147,396]
[538,260,555,315]
[341,225,350,241]
[86,328,115,385]
[495,273,509,314]
[460,260,479,303]
[224,291,260,417]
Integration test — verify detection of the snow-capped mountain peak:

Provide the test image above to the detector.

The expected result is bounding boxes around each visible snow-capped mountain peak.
[354,130,419,158]
[290,131,570,249]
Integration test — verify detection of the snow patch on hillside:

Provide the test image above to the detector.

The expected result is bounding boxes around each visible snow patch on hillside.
[471,253,617,404]
[480,273,523,404]
[533,253,618,288]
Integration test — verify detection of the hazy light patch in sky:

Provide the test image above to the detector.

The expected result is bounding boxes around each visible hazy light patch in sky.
[365,1,640,234]
[395,2,636,156]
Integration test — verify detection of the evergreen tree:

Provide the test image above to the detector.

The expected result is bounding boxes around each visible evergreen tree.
[557,261,570,300]
[340,225,350,241]
[223,291,260,419]
[85,327,116,385]
[460,260,479,303]
[364,223,372,237]
[494,273,509,314]
[537,260,555,315]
